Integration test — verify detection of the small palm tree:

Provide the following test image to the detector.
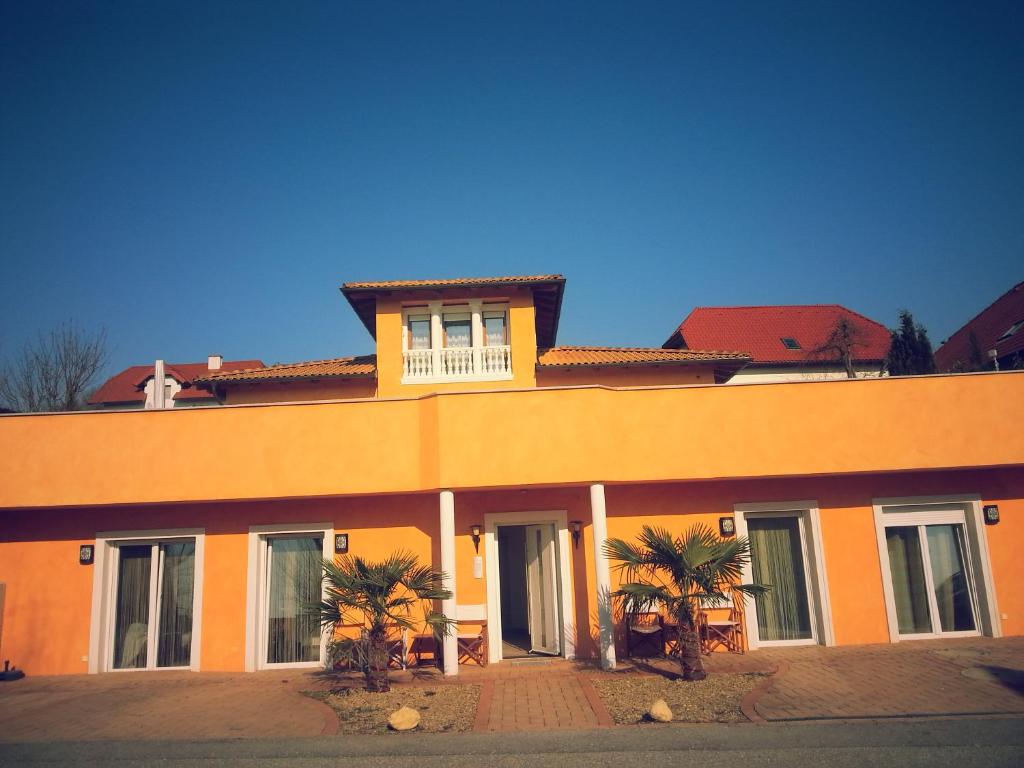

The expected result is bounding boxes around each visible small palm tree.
[315,552,453,693]
[604,524,767,681]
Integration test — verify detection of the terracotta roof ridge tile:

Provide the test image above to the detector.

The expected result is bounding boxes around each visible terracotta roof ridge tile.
[197,354,376,381]
[342,274,564,290]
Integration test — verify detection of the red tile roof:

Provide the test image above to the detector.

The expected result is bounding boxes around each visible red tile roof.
[936,281,1024,372]
[537,346,749,367]
[195,355,377,383]
[89,360,265,405]
[665,305,890,365]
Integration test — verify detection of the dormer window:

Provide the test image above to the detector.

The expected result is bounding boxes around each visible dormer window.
[402,301,512,383]
[407,314,432,350]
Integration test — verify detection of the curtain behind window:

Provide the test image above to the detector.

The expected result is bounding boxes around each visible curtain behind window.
[748,517,813,641]
[114,545,152,669]
[157,541,196,667]
[267,537,322,664]
[885,526,932,634]
[925,524,975,632]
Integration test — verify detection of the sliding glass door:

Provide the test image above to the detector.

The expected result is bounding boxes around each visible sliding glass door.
[112,540,195,670]
[264,535,323,665]
[747,516,816,643]
[885,522,977,637]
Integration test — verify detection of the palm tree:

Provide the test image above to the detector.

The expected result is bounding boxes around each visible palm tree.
[315,552,453,692]
[604,524,767,681]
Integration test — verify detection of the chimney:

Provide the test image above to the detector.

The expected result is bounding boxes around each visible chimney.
[208,354,223,371]
[153,359,166,409]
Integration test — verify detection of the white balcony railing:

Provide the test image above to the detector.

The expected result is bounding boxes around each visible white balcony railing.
[402,345,512,382]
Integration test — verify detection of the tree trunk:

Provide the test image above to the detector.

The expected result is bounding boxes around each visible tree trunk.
[676,607,707,681]
[365,626,391,693]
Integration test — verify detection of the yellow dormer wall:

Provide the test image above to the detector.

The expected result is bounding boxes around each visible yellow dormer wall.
[375,287,539,398]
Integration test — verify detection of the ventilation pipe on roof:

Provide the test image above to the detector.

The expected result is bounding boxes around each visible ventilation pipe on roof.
[152,359,166,410]
[208,354,223,371]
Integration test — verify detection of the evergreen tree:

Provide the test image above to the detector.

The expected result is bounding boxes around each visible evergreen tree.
[886,310,936,376]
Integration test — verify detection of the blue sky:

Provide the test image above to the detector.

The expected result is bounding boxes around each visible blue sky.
[1,1,1021,377]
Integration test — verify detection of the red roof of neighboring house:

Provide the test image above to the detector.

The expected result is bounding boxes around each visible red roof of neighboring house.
[195,355,376,383]
[89,360,265,405]
[935,281,1024,372]
[664,305,891,366]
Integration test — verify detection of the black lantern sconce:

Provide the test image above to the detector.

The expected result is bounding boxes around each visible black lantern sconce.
[719,517,736,537]
[984,505,1000,525]
[470,523,482,553]
[79,544,94,565]
[334,533,349,554]
[570,520,582,549]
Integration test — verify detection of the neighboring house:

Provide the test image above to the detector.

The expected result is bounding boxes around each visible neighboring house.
[936,280,1024,373]
[195,275,749,403]
[663,305,891,383]
[89,356,265,409]
[0,273,1021,681]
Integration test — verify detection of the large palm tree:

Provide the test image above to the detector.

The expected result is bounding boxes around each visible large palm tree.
[604,524,767,681]
[315,552,453,692]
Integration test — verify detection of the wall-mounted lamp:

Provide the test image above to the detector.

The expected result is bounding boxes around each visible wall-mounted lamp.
[334,533,349,554]
[79,544,94,565]
[570,520,582,549]
[719,517,736,537]
[470,523,482,553]
[984,505,1000,525]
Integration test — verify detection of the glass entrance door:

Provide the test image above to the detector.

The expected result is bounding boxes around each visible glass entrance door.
[885,522,977,636]
[524,523,559,656]
[264,535,323,665]
[112,540,196,670]
[747,516,815,643]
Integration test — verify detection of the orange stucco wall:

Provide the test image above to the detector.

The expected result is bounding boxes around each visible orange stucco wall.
[536,365,715,388]
[221,378,376,404]
[2,372,1022,510]
[1,468,1020,675]
[374,287,538,398]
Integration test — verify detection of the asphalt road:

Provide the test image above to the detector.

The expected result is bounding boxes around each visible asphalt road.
[2,716,1022,767]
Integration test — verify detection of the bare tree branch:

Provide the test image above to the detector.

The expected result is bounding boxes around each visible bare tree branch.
[0,323,108,412]
[812,316,866,379]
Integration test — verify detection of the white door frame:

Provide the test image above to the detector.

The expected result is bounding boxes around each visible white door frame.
[88,527,205,674]
[733,501,834,650]
[245,522,333,671]
[872,494,1000,643]
[483,510,575,664]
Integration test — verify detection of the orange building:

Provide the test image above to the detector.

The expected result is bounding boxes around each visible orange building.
[0,274,1021,677]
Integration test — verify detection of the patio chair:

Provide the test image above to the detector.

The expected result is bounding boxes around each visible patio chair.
[384,625,409,670]
[625,611,664,658]
[455,603,488,666]
[697,591,744,655]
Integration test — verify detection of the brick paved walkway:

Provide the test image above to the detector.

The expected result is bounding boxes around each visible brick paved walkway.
[752,637,1024,721]
[0,638,1020,741]
[472,670,612,731]
[0,670,338,742]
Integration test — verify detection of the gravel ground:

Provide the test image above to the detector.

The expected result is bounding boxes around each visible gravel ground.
[314,685,481,734]
[591,673,767,724]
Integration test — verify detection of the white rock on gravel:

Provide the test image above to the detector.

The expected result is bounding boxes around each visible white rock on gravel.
[388,705,421,731]
[647,698,673,723]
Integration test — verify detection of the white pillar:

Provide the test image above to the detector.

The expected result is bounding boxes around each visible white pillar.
[590,483,616,670]
[439,489,458,676]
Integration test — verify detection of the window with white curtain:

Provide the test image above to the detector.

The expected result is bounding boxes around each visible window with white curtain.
[111,539,196,670]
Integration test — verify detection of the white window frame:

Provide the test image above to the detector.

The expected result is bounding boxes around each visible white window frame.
[872,494,1000,643]
[400,301,512,384]
[88,527,205,674]
[482,509,575,664]
[245,522,333,671]
[733,501,834,650]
